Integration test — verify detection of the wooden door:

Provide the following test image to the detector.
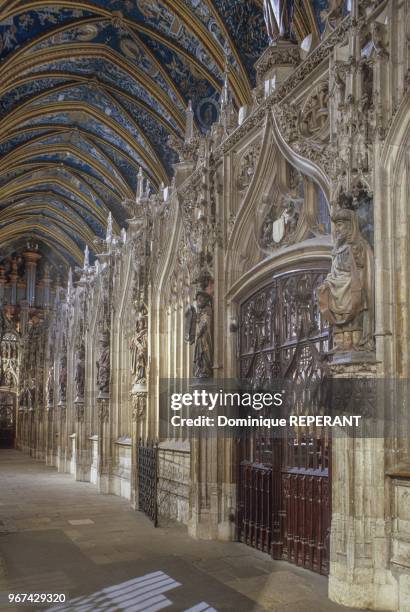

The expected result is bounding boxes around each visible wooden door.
[236,266,331,575]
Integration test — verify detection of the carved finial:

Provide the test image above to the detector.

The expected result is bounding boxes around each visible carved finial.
[219,46,237,132]
[221,48,231,109]
[67,267,73,302]
[185,100,194,143]
[136,167,144,201]
[106,212,113,243]
[83,245,90,270]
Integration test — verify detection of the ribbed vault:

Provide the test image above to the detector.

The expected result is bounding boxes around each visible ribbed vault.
[0,0,323,270]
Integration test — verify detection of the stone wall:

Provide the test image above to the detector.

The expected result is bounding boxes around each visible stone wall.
[158,443,190,525]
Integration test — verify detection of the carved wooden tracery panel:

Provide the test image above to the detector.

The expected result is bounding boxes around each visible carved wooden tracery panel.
[236,265,331,575]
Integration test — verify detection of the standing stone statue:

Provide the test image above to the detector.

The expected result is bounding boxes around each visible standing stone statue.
[74,343,85,402]
[46,365,54,407]
[59,356,67,404]
[96,331,110,395]
[264,0,294,43]
[186,291,213,379]
[28,377,36,411]
[130,316,147,386]
[318,204,374,352]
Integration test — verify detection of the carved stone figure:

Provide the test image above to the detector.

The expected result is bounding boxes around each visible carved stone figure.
[130,315,147,386]
[96,331,110,395]
[74,343,85,402]
[46,365,54,407]
[186,291,213,379]
[264,0,294,43]
[28,377,36,411]
[318,203,374,352]
[59,356,67,404]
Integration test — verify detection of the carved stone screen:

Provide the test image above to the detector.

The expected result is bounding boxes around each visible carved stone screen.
[236,265,331,575]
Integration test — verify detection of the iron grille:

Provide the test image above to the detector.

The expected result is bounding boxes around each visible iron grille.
[137,439,158,527]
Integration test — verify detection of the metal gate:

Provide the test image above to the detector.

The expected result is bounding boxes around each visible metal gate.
[236,267,331,575]
[137,439,158,527]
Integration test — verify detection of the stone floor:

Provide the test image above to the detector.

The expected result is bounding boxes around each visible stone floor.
[0,449,361,612]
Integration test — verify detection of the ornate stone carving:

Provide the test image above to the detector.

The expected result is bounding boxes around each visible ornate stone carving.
[130,305,147,389]
[255,41,300,84]
[216,17,351,160]
[131,392,146,421]
[96,330,110,397]
[74,342,85,403]
[318,198,374,353]
[237,143,261,192]
[97,398,109,424]
[168,134,200,164]
[75,402,84,423]
[58,355,67,405]
[298,81,329,141]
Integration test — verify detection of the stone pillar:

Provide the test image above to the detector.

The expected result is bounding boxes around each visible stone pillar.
[23,250,41,308]
[328,360,396,610]
[97,396,110,493]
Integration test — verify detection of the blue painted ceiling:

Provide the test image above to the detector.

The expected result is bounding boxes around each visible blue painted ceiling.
[0,0,322,273]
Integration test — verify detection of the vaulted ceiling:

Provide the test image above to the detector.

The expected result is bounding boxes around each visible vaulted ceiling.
[0,0,325,271]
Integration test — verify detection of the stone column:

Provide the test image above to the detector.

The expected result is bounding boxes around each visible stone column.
[23,249,41,308]
[328,360,395,610]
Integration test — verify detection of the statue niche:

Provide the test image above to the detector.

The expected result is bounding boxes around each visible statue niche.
[96,330,110,397]
[74,343,85,403]
[260,190,303,250]
[185,291,213,379]
[130,306,148,391]
[318,198,374,354]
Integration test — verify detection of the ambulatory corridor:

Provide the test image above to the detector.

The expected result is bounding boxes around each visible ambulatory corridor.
[0,450,362,612]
